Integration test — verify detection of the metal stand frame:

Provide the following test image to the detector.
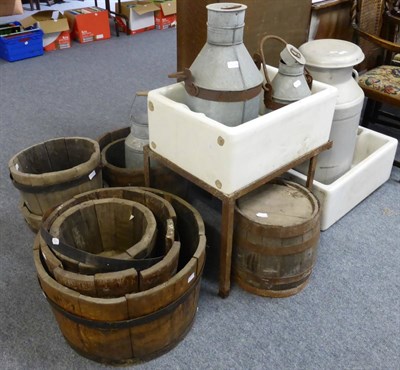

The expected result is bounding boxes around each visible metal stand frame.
[143,141,332,298]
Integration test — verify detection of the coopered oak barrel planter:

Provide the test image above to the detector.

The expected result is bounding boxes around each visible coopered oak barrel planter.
[9,137,102,232]
[233,179,321,298]
[34,187,206,364]
[97,127,188,197]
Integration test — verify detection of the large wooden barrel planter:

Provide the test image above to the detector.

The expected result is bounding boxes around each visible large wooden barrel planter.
[34,187,206,364]
[233,179,321,298]
[97,127,188,197]
[9,137,102,232]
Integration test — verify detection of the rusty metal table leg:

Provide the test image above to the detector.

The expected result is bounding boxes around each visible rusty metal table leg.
[218,197,236,298]
[143,145,151,187]
[306,155,318,190]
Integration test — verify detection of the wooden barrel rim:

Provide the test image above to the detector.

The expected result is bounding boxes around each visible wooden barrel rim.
[97,126,130,152]
[101,138,143,176]
[235,179,320,239]
[48,198,158,261]
[9,137,100,187]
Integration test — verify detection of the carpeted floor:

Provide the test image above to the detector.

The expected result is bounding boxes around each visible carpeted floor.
[1,2,400,369]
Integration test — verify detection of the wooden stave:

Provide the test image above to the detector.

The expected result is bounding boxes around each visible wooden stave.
[233,179,321,298]
[19,200,42,233]
[32,189,206,364]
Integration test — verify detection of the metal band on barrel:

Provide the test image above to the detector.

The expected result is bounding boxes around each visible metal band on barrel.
[40,226,165,273]
[40,263,203,330]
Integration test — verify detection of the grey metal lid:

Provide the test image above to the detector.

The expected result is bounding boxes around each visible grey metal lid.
[299,39,365,68]
[206,3,247,12]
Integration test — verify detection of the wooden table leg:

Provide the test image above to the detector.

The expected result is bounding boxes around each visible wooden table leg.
[143,145,151,187]
[306,155,318,190]
[218,197,236,298]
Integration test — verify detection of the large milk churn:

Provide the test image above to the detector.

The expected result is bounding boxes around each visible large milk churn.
[296,39,365,184]
[172,3,263,127]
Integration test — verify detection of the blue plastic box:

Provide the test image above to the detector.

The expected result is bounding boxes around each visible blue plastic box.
[0,23,44,62]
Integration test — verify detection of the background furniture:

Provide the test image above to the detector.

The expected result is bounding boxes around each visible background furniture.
[352,0,400,166]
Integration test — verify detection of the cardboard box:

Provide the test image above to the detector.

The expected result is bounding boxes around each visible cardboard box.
[65,7,110,43]
[154,0,177,30]
[20,11,71,51]
[0,23,44,62]
[116,1,159,35]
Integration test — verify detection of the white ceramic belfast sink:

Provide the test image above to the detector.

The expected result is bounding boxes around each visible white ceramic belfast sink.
[147,65,337,195]
[286,126,398,230]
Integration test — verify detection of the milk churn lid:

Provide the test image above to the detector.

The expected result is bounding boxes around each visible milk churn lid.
[280,44,306,66]
[206,3,247,12]
[299,39,365,68]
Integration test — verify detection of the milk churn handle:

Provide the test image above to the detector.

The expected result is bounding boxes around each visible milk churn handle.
[168,69,199,96]
[259,35,288,86]
[258,35,287,110]
[128,91,149,122]
[304,68,313,90]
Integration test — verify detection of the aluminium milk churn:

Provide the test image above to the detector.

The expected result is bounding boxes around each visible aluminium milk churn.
[124,92,149,169]
[259,36,312,112]
[171,3,263,126]
[296,39,365,184]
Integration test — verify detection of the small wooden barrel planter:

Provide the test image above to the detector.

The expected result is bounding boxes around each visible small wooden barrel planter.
[34,187,206,364]
[97,127,188,197]
[9,137,102,232]
[233,179,321,298]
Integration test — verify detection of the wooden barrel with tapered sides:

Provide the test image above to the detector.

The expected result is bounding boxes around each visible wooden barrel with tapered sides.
[33,187,206,365]
[9,137,102,231]
[97,127,189,197]
[233,179,321,298]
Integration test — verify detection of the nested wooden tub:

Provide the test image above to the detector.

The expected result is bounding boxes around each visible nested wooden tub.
[233,179,321,298]
[9,137,102,232]
[97,127,188,197]
[34,187,206,364]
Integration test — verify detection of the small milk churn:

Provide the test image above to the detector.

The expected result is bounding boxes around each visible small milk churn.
[296,39,365,184]
[171,3,263,127]
[260,37,312,111]
[124,92,149,169]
